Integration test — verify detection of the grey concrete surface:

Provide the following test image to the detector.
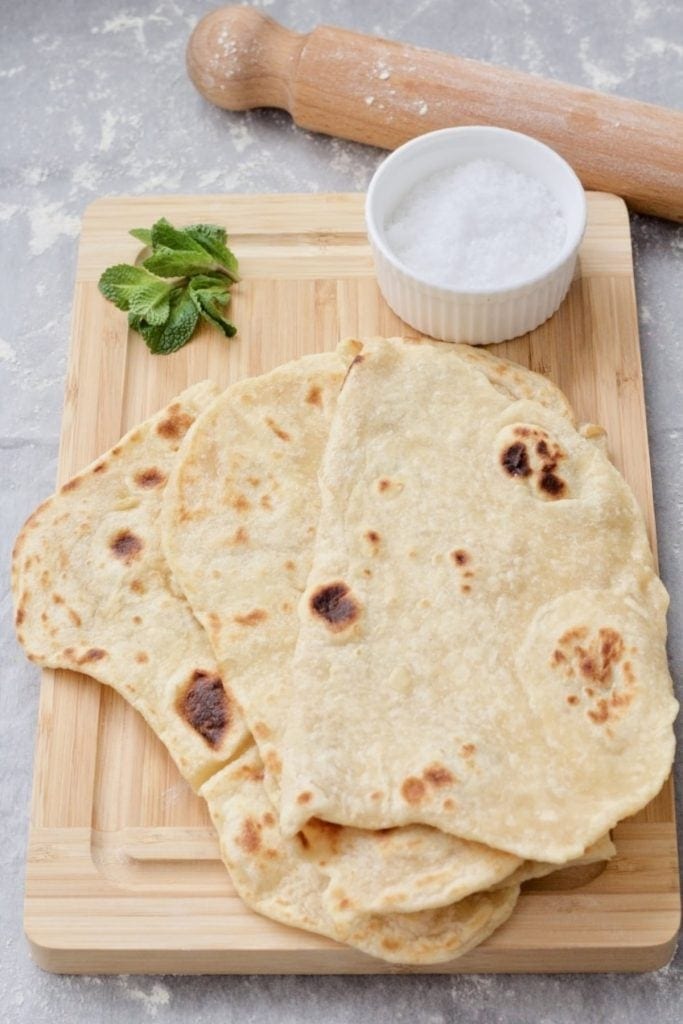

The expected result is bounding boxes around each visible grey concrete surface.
[1,1,681,1021]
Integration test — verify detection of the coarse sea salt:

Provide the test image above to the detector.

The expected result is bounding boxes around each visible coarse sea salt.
[384,159,567,291]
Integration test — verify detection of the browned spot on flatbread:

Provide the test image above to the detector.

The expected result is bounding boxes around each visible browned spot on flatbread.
[559,626,588,646]
[230,526,249,546]
[588,699,610,725]
[110,530,143,564]
[132,615,142,625]
[237,817,261,855]
[265,417,290,442]
[260,494,273,510]
[68,609,82,627]
[382,938,401,953]
[263,812,275,827]
[134,467,166,489]
[77,648,106,665]
[242,765,265,783]
[246,476,261,487]
[460,743,476,759]
[443,798,456,811]
[135,652,149,664]
[297,791,313,805]
[130,578,146,594]
[461,584,472,594]
[61,477,81,492]
[365,530,381,550]
[229,492,250,513]
[234,608,268,627]
[177,670,229,748]
[305,384,322,407]
[253,722,271,741]
[52,593,64,605]
[501,442,531,478]
[553,626,634,726]
[296,832,310,850]
[157,405,194,441]
[423,764,454,786]
[539,469,566,497]
[309,581,360,632]
[284,560,296,571]
[451,549,469,566]
[401,776,426,803]
[15,607,25,626]
[93,461,107,474]
[339,898,351,910]
[265,750,282,776]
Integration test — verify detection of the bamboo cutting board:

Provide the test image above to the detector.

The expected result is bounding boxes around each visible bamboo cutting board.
[25,192,679,974]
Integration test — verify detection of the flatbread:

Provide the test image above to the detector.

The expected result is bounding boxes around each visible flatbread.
[161,348,612,916]
[12,383,249,789]
[200,747,520,965]
[12,377,520,964]
[280,337,677,861]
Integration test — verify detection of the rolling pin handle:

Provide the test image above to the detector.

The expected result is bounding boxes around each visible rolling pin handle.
[186,5,301,113]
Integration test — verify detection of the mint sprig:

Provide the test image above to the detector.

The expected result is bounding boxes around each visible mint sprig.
[98,218,239,354]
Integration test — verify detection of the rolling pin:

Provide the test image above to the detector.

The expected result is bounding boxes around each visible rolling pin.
[187,6,683,222]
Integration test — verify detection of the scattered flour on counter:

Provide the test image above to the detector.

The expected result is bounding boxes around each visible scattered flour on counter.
[230,120,255,154]
[0,65,25,78]
[22,166,48,186]
[0,338,18,365]
[578,37,624,90]
[0,202,19,221]
[28,201,80,255]
[99,110,119,152]
[115,977,171,1017]
[644,36,683,58]
[94,12,168,48]
[385,159,566,290]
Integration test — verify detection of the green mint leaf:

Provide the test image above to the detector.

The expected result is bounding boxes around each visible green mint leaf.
[184,224,240,281]
[127,280,173,326]
[129,287,200,355]
[189,279,237,337]
[98,264,164,312]
[128,312,163,349]
[100,218,240,354]
[185,223,227,247]
[186,273,231,298]
[150,217,207,255]
[129,227,153,245]
[142,247,220,278]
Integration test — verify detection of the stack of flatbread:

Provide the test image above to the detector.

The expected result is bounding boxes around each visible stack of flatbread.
[12,337,677,964]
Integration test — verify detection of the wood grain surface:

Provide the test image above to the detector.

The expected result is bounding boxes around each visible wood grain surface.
[24,192,679,974]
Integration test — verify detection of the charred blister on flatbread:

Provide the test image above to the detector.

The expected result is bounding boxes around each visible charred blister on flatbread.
[309,581,361,632]
[551,625,637,726]
[176,669,230,748]
[499,424,568,500]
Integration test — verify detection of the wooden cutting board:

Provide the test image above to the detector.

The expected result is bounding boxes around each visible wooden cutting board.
[25,192,679,974]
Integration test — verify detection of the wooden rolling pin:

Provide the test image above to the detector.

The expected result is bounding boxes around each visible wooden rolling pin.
[187,6,683,222]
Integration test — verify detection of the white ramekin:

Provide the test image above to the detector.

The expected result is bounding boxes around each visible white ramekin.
[365,126,587,345]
